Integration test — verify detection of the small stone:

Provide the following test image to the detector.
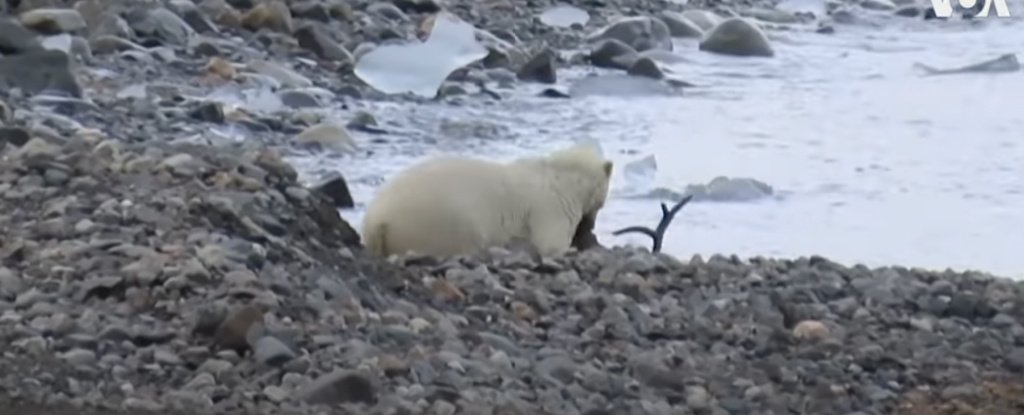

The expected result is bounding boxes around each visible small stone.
[60,348,97,366]
[214,305,265,353]
[252,335,297,366]
[263,385,290,402]
[297,370,377,405]
[311,172,354,208]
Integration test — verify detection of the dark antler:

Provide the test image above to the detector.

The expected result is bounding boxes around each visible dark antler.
[612,194,693,253]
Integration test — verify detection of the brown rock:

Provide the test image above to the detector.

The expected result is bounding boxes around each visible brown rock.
[430,278,466,303]
[213,305,266,353]
[241,0,293,33]
[205,56,236,81]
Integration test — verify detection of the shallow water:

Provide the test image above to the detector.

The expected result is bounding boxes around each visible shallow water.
[290,16,1024,279]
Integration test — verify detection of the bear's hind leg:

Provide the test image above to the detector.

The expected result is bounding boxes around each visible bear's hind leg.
[527,215,574,257]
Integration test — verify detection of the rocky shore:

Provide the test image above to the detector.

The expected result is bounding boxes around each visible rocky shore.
[0,0,1018,414]
[4,135,1024,415]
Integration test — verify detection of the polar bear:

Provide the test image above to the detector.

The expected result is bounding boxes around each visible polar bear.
[361,143,613,257]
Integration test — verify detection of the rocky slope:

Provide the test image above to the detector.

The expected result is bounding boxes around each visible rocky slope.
[3,134,1024,415]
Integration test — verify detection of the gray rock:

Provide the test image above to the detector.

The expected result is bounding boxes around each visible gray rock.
[127,7,196,45]
[0,17,44,54]
[0,49,82,97]
[251,335,297,366]
[589,38,638,70]
[698,18,775,58]
[681,10,723,31]
[517,48,557,84]
[294,23,353,63]
[297,369,377,405]
[627,57,664,79]
[588,16,672,52]
[658,11,704,38]
[311,172,354,208]
[19,9,88,34]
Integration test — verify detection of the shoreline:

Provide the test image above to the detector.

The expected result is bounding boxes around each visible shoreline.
[2,135,1024,414]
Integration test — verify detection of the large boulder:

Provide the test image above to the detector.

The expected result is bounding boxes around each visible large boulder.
[658,11,704,38]
[698,18,774,58]
[587,16,672,52]
[681,10,723,31]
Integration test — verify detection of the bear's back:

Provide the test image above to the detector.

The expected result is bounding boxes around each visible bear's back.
[361,156,534,257]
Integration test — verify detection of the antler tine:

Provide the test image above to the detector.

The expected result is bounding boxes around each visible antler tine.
[613,194,694,253]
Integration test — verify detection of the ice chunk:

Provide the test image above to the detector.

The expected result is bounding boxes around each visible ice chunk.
[354,12,489,98]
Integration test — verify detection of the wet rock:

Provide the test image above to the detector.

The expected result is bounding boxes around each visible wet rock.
[589,38,638,70]
[895,5,922,17]
[190,102,225,123]
[294,23,353,63]
[658,11,704,38]
[0,17,44,53]
[570,74,678,97]
[744,8,802,23]
[681,10,723,31]
[0,49,81,97]
[347,110,382,133]
[699,18,774,58]
[19,8,87,34]
[311,173,354,209]
[293,122,359,154]
[588,16,672,52]
[276,87,331,108]
[517,48,556,84]
[627,57,663,79]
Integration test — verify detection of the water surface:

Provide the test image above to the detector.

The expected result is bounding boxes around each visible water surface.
[292,16,1024,278]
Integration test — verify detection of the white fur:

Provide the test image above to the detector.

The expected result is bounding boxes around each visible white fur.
[361,144,613,257]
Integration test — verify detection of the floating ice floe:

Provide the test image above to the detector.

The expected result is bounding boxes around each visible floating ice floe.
[623,154,657,182]
[354,11,489,98]
[539,5,590,28]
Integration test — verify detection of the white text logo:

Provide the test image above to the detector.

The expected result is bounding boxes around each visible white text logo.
[930,0,1011,17]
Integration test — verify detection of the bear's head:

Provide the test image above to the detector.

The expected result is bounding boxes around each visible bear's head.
[546,143,614,229]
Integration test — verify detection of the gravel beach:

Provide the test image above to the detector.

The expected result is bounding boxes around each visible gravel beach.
[1,0,1020,414]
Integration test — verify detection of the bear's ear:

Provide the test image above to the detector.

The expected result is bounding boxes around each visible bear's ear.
[602,161,613,178]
